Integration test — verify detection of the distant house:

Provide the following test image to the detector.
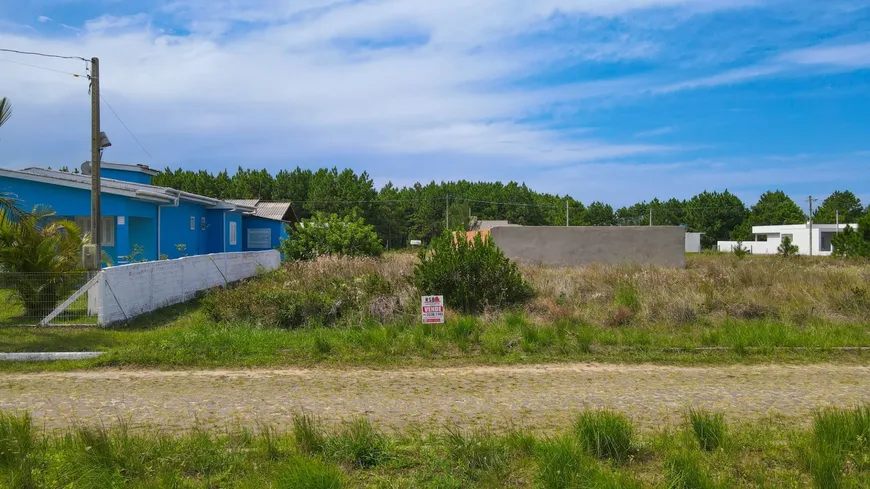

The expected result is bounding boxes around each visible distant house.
[685,232,703,253]
[226,199,296,251]
[717,223,857,256]
[0,162,297,264]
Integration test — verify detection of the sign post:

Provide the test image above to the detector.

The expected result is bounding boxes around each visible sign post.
[421,295,445,324]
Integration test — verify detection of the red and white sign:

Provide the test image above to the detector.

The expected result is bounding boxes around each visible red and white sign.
[421,295,445,324]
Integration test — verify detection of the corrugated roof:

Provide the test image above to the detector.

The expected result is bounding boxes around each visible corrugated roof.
[253,202,295,222]
[0,167,253,211]
[226,199,261,207]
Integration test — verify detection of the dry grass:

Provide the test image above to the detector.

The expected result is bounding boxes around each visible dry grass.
[280,253,870,327]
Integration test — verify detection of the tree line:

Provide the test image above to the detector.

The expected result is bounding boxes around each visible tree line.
[152,167,866,249]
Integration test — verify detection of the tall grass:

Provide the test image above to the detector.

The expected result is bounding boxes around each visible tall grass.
[573,410,636,463]
[798,405,870,488]
[688,409,727,452]
[1,406,869,488]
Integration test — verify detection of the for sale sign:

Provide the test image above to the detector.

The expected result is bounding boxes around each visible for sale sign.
[421,295,445,324]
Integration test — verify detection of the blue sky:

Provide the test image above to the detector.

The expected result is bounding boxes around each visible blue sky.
[1,0,869,207]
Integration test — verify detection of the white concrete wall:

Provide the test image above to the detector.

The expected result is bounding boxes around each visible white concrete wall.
[93,250,280,325]
[685,233,702,253]
[718,228,837,256]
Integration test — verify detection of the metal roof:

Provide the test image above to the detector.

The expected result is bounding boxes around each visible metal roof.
[227,199,296,222]
[0,167,255,211]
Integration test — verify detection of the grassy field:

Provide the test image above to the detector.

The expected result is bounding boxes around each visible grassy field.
[0,254,868,370]
[1,405,868,488]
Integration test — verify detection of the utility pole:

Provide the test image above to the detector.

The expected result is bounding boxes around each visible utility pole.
[89,57,102,269]
[649,208,653,226]
[566,199,569,227]
[807,195,817,256]
[836,209,840,233]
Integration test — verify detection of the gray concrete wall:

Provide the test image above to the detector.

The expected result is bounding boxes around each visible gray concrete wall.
[489,226,686,268]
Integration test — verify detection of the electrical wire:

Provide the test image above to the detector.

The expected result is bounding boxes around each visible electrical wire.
[0,57,85,78]
[0,48,88,62]
[99,94,153,159]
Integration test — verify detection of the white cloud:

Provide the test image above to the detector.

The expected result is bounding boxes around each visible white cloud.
[780,42,870,68]
[635,126,674,137]
[37,16,52,23]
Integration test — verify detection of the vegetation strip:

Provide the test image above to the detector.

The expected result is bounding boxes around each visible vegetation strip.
[1,406,868,488]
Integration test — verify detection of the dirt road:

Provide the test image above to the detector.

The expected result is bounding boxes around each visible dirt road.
[1,363,868,432]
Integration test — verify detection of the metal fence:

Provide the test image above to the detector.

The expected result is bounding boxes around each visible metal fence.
[0,272,98,326]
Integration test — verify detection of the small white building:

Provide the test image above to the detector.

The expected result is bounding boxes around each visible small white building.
[717,223,858,256]
[685,232,703,253]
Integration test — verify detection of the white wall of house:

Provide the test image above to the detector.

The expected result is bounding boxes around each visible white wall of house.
[90,250,280,324]
[685,232,703,253]
[717,223,857,256]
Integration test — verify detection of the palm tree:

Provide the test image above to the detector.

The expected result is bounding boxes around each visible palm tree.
[0,97,11,128]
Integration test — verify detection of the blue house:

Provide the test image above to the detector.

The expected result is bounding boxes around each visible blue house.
[0,162,296,265]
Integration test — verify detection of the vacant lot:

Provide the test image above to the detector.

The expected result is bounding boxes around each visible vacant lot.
[1,254,869,370]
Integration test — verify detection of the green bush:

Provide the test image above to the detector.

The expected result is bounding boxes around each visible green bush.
[0,206,95,317]
[799,406,870,489]
[777,235,799,257]
[281,212,383,261]
[732,241,749,259]
[412,231,534,313]
[574,410,636,463]
[832,215,870,258]
[688,409,726,451]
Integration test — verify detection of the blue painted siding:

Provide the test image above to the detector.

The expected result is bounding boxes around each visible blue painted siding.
[226,211,243,253]
[205,210,225,253]
[129,217,158,261]
[0,176,155,218]
[159,202,210,259]
[100,168,153,185]
[242,217,286,251]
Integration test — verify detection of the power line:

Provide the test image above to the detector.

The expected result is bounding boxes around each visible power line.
[0,57,86,78]
[0,48,88,62]
[99,94,153,159]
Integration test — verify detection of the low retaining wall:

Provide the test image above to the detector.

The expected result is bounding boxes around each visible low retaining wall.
[489,226,686,268]
[93,250,280,324]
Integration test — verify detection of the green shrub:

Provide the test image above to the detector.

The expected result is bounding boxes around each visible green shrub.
[0,206,94,317]
[732,242,749,259]
[275,456,344,489]
[665,450,717,489]
[688,409,726,451]
[281,212,383,261]
[574,410,635,463]
[777,235,799,257]
[536,436,640,489]
[324,418,390,469]
[412,231,534,313]
[832,219,870,258]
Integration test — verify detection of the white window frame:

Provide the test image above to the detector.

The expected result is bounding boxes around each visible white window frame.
[75,216,115,246]
[229,221,238,246]
[190,216,195,230]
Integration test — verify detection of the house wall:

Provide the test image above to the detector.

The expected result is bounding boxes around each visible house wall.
[489,226,686,268]
[99,168,153,185]
[158,201,212,259]
[0,176,159,264]
[717,227,843,255]
[93,250,281,324]
[206,210,225,253]
[225,211,244,253]
[242,217,287,251]
[128,217,158,261]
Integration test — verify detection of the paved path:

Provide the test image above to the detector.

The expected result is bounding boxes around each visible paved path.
[1,364,868,432]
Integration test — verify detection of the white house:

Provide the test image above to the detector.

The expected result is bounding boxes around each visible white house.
[685,232,703,253]
[717,223,858,256]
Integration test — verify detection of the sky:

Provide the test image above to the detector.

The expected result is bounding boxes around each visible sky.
[1,0,869,207]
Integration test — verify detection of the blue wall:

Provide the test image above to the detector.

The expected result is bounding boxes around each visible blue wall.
[226,211,243,253]
[100,168,153,185]
[242,217,287,251]
[159,201,210,259]
[129,217,157,261]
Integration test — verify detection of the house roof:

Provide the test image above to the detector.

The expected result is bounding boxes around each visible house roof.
[752,223,857,233]
[227,199,298,223]
[0,167,256,212]
[81,161,160,176]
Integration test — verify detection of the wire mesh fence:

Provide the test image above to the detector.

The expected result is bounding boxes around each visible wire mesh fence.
[0,272,98,326]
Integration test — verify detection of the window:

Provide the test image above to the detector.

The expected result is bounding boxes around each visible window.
[75,216,115,246]
[229,221,237,246]
[781,233,793,241]
[201,217,207,231]
[190,217,195,230]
